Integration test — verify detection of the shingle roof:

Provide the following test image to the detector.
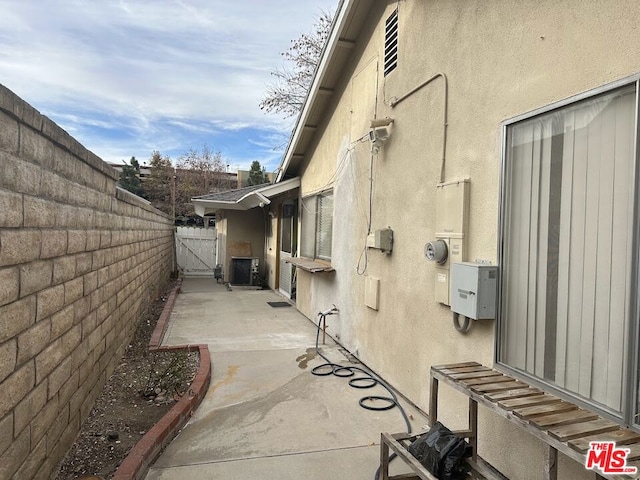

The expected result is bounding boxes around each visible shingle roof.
[192,177,300,216]
[193,183,270,202]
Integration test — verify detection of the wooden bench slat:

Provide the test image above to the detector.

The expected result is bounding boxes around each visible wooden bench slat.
[622,443,640,461]
[449,370,504,380]
[472,381,528,393]
[548,418,620,442]
[514,401,578,419]
[568,429,640,454]
[390,432,426,442]
[625,459,640,472]
[529,409,597,429]
[461,375,517,386]
[498,394,561,410]
[484,387,542,402]
[439,365,491,375]
[432,361,482,370]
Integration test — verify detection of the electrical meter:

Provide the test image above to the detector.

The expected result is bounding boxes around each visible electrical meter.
[424,240,448,264]
[425,179,470,305]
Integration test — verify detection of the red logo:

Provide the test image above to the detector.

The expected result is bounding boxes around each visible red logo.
[585,442,638,474]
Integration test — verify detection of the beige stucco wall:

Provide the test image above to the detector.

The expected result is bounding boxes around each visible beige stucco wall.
[216,215,228,280]
[293,1,640,478]
[222,209,266,282]
[265,208,278,290]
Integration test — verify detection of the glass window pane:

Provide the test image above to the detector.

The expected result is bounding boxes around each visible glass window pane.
[281,215,292,254]
[316,193,333,260]
[500,84,635,415]
[300,196,316,258]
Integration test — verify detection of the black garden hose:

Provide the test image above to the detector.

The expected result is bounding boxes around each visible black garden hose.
[310,310,412,479]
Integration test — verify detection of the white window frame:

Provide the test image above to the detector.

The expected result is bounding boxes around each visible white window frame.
[496,73,640,426]
[300,190,333,262]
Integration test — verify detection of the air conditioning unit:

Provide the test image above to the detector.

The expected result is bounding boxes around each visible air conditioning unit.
[231,257,259,285]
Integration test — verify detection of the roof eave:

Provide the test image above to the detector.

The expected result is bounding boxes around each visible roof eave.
[276,0,357,182]
[192,177,301,216]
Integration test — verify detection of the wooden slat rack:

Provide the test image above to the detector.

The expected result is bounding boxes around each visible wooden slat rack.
[380,362,640,479]
[428,362,640,479]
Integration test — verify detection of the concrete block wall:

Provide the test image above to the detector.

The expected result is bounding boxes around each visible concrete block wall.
[0,84,175,479]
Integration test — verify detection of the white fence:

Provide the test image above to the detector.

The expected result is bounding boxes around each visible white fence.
[175,226,217,276]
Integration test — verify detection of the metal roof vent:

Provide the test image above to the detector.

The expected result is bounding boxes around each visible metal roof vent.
[384,9,398,76]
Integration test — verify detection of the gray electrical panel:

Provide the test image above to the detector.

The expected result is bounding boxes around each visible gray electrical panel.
[450,262,497,320]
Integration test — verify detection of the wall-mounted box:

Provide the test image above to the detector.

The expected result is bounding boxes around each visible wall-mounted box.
[450,262,497,319]
[435,266,449,304]
[367,228,393,253]
[365,276,380,310]
[430,179,470,305]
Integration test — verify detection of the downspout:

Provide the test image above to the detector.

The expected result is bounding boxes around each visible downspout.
[389,73,448,183]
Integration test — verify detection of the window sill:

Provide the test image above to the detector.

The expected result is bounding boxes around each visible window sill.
[284,257,334,273]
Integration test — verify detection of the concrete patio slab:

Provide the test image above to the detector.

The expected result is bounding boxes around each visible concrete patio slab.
[146,277,427,480]
[147,445,388,480]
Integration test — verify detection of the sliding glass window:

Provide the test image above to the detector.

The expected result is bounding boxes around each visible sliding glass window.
[498,81,637,420]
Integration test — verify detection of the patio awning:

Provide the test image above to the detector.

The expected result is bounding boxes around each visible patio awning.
[192,177,300,216]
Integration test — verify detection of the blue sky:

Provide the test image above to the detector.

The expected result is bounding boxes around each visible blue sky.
[0,0,336,173]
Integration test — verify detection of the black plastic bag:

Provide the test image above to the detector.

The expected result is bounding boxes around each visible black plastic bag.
[408,421,472,480]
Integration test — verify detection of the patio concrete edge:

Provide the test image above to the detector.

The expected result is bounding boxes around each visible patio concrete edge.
[113,279,212,480]
[149,278,183,349]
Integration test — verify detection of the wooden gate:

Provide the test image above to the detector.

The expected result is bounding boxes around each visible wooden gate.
[175,227,217,276]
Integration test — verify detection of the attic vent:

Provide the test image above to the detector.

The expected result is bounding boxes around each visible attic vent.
[384,9,398,76]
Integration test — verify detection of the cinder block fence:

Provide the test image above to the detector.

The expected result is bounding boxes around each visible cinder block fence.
[0,85,174,479]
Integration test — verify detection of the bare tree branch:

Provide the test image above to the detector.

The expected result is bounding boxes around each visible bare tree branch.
[260,10,333,119]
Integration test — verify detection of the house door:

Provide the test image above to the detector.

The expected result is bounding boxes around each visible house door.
[279,202,297,298]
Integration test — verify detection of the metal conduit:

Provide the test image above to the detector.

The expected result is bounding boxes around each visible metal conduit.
[389,73,449,184]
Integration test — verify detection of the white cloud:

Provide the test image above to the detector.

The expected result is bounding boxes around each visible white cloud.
[0,0,336,168]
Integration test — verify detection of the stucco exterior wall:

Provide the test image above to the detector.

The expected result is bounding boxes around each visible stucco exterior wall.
[0,85,174,478]
[222,209,266,282]
[265,209,278,290]
[216,216,228,281]
[293,1,640,478]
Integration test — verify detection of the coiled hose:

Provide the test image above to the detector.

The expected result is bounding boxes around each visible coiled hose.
[310,309,412,479]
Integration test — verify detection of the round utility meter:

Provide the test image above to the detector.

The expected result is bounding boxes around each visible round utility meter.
[424,240,448,264]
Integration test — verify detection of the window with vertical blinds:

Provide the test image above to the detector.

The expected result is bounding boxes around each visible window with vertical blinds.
[499,83,637,418]
[300,191,333,261]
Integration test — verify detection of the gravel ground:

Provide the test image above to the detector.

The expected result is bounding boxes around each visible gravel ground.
[54,281,199,480]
